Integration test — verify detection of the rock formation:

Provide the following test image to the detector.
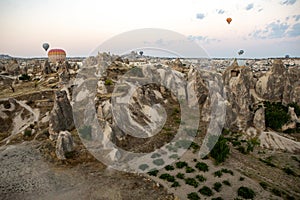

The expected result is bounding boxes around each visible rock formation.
[223,59,253,131]
[55,131,75,160]
[49,90,74,140]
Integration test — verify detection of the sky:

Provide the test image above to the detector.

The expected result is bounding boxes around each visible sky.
[0,0,299,58]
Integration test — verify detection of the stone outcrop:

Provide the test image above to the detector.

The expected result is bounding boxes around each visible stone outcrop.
[49,90,74,140]
[43,60,52,74]
[55,131,75,160]
[255,59,287,102]
[283,67,300,105]
[6,59,20,76]
[223,59,253,131]
[253,107,265,131]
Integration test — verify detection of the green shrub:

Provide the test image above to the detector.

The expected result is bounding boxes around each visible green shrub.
[185,178,199,188]
[187,192,200,200]
[147,169,159,176]
[79,125,92,140]
[169,154,178,159]
[195,162,209,172]
[159,173,175,182]
[213,182,222,192]
[212,197,224,200]
[199,186,213,196]
[151,153,161,158]
[185,128,198,137]
[271,188,282,197]
[237,146,247,154]
[232,141,241,146]
[239,177,245,181]
[195,175,206,182]
[259,158,276,167]
[104,79,113,85]
[222,180,231,186]
[189,142,200,152]
[209,135,230,164]
[171,181,180,188]
[138,164,149,171]
[259,182,268,190]
[175,139,191,149]
[19,74,31,81]
[214,170,223,177]
[153,159,165,166]
[237,186,255,199]
[176,173,185,179]
[221,168,234,175]
[175,161,188,169]
[282,167,297,176]
[288,102,300,116]
[24,129,32,137]
[264,101,290,130]
[165,165,175,171]
[186,166,195,173]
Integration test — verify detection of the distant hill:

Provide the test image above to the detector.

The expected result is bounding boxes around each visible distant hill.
[0,54,12,59]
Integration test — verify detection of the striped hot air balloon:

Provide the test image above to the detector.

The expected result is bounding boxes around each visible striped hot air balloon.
[48,49,66,63]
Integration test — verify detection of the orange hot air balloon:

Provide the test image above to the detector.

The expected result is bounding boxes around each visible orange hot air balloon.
[48,49,66,63]
[226,17,232,24]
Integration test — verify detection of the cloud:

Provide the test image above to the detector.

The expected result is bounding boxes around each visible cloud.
[249,21,290,39]
[280,0,297,5]
[196,13,205,19]
[216,9,225,14]
[287,23,300,37]
[187,35,220,44]
[293,14,300,21]
[245,3,254,11]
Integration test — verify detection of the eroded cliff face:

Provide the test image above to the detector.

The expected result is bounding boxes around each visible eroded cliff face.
[223,59,254,132]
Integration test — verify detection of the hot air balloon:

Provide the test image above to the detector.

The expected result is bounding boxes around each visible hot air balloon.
[226,18,232,24]
[238,50,244,55]
[48,49,66,63]
[42,43,50,51]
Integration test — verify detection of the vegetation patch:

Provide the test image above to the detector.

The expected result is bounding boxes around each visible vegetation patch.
[186,166,195,173]
[259,158,276,167]
[214,170,223,177]
[282,167,297,176]
[185,178,199,188]
[195,162,209,172]
[153,158,165,166]
[78,125,92,141]
[237,186,255,199]
[187,192,200,200]
[195,175,206,182]
[176,173,185,179]
[171,181,180,188]
[213,182,222,192]
[222,180,231,186]
[259,182,268,190]
[221,168,234,175]
[199,186,213,196]
[209,135,230,164]
[147,169,159,176]
[138,164,149,171]
[165,165,175,171]
[264,101,290,131]
[159,173,175,182]
[175,161,188,169]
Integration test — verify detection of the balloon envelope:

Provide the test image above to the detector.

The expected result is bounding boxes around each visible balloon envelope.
[238,50,244,55]
[42,43,49,51]
[226,18,232,24]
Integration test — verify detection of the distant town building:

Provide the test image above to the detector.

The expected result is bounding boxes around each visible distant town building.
[48,49,66,63]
